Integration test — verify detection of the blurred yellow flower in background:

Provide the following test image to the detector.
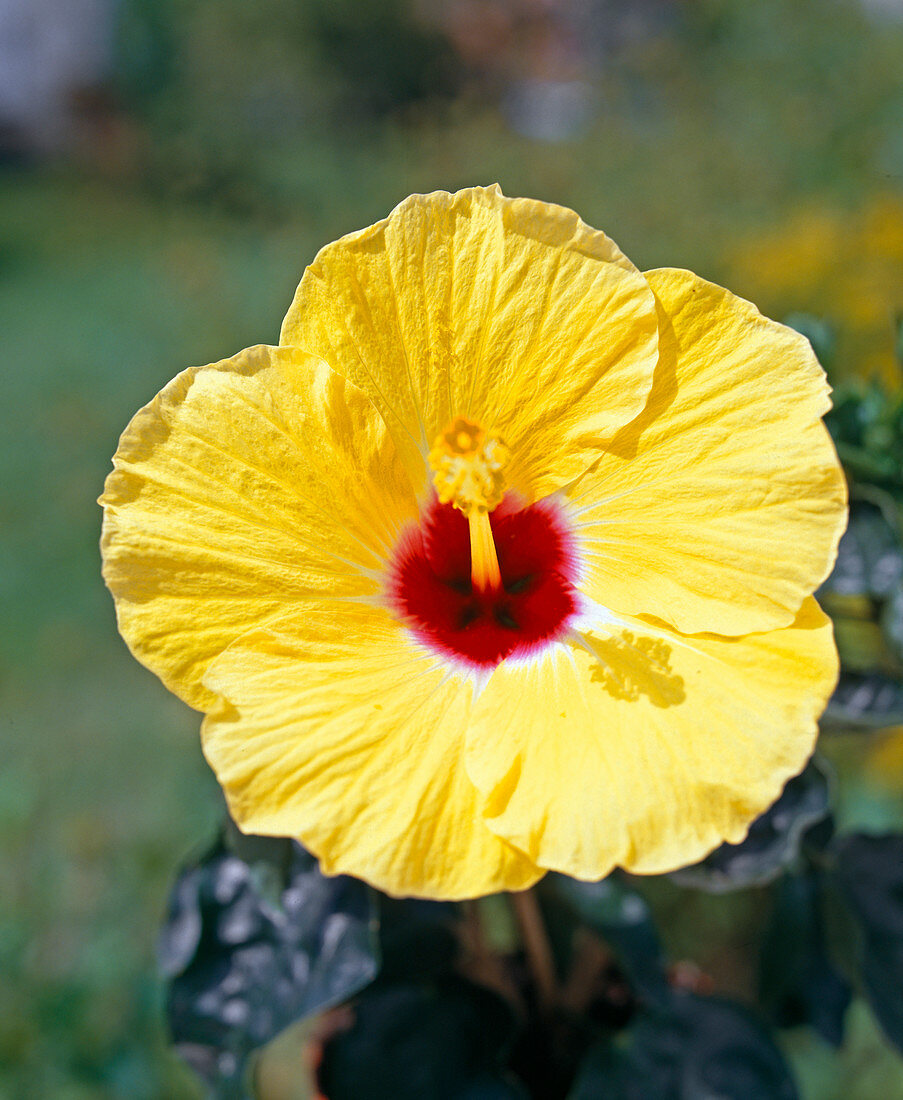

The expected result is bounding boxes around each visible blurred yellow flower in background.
[729,193,903,385]
[865,727,903,790]
[101,186,847,899]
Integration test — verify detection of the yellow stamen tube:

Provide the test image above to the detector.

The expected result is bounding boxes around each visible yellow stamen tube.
[428,416,509,593]
[469,510,502,592]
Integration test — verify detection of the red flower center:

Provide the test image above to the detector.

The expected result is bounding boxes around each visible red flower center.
[387,495,580,668]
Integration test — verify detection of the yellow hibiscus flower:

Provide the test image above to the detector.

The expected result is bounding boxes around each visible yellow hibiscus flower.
[101,185,847,900]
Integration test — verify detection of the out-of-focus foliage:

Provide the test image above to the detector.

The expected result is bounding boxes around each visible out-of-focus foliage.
[824,373,903,497]
[102,0,903,243]
[832,834,903,1054]
[760,868,852,1047]
[112,0,460,212]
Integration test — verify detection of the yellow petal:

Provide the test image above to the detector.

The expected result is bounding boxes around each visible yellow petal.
[201,602,542,900]
[280,185,660,499]
[100,345,417,711]
[568,268,847,636]
[464,598,837,879]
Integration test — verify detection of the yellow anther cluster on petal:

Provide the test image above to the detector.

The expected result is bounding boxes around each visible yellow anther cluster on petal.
[428,417,509,518]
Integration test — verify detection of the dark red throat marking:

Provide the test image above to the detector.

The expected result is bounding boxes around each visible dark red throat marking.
[387,495,580,668]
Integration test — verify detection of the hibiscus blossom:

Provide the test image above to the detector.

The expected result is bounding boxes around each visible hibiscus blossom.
[101,185,846,899]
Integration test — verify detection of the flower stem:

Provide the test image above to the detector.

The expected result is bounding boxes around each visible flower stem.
[510,888,557,1011]
[462,900,524,1011]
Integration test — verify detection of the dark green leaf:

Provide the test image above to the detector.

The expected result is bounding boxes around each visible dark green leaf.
[161,836,378,1094]
[834,440,902,487]
[568,993,798,1100]
[318,977,519,1100]
[824,671,903,729]
[546,873,668,1005]
[819,499,902,601]
[378,897,460,982]
[457,1073,530,1098]
[671,759,830,892]
[826,388,868,450]
[568,1037,666,1100]
[158,865,204,978]
[832,833,903,1054]
[759,870,851,1046]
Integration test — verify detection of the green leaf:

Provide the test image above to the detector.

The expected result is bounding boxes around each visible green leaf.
[546,873,668,1005]
[831,616,898,676]
[831,833,903,1055]
[317,977,520,1100]
[160,835,378,1095]
[759,869,851,1046]
[819,498,903,602]
[670,758,831,892]
[834,440,903,487]
[568,993,798,1100]
[881,581,903,663]
[824,672,903,730]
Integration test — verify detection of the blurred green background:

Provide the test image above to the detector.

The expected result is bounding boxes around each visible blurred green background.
[4,0,903,1095]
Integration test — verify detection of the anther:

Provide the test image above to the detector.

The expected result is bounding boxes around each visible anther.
[428,416,508,592]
